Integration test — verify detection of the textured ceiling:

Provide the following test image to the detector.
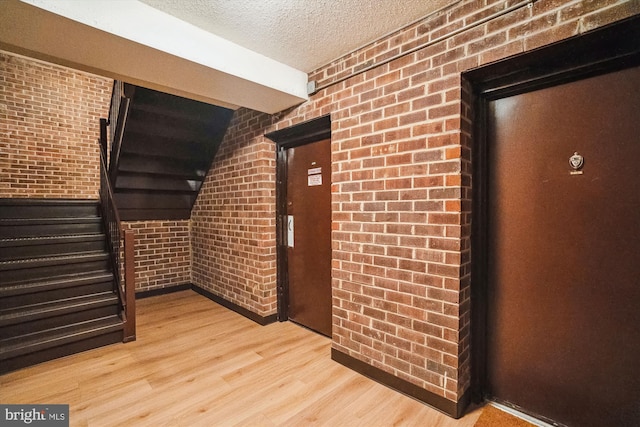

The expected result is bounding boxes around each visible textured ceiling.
[138,0,459,72]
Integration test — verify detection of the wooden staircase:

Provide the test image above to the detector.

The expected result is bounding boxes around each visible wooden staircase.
[0,84,229,373]
[0,198,124,374]
[109,84,234,221]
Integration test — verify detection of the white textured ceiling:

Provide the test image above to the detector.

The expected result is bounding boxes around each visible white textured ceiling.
[138,0,459,72]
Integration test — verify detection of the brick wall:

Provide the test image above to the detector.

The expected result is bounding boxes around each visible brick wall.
[0,51,112,198]
[192,0,639,406]
[122,220,191,293]
[191,108,278,315]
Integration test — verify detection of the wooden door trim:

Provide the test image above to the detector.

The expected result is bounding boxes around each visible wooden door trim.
[465,15,640,101]
[265,115,331,322]
[464,15,640,404]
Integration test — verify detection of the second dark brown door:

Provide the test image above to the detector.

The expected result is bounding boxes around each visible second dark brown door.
[286,138,332,336]
[486,66,640,426]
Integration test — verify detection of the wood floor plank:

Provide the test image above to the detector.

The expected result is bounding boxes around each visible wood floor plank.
[262,364,355,424]
[0,291,483,426]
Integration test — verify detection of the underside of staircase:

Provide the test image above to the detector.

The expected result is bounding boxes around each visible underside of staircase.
[110,84,235,221]
[0,198,123,374]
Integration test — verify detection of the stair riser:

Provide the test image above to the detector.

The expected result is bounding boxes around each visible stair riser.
[128,107,217,136]
[0,304,120,340]
[0,329,123,374]
[0,223,103,238]
[1,260,111,285]
[0,204,100,219]
[1,281,114,309]
[0,240,107,262]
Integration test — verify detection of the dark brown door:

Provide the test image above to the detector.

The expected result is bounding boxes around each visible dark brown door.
[286,138,332,336]
[486,66,640,426]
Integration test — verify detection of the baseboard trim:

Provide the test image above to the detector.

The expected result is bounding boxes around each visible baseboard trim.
[135,284,191,299]
[191,285,277,326]
[331,348,470,419]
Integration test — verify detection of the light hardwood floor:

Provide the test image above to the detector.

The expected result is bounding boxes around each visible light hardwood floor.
[0,291,483,426]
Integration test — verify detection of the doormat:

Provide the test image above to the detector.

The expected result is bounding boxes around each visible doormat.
[474,405,535,427]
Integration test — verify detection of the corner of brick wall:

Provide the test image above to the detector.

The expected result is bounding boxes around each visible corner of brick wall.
[191,108,278,316]
[192,0,639,404]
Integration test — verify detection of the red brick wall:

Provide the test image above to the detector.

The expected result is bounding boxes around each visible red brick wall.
[192,0,639,405]
[122,220,191,293]
[0,51,112,198]
[192,108,278,315]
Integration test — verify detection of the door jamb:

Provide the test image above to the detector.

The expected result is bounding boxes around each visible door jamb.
[464,15,640,403]
[265,115,332,321]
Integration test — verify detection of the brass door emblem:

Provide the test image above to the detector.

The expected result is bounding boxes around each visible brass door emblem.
[569,152,584,175]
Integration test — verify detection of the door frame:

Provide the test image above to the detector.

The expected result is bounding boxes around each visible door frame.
[265,114,332,321]
[464,15,640,404]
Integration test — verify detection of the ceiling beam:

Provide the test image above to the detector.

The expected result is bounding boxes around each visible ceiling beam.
[0,0,309,114]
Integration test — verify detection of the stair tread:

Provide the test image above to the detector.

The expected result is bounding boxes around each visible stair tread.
[0,199,99,207]
[0,252,110,279]
[0,217,101,225]
[0,292,118,323]
[0,251,108,265]
[0,233,105,246]
[0,316,123,357]
[0,271,113,294]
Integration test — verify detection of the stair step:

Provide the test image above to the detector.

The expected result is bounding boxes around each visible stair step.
[115,173,202,193]
[0,291,119,339]
[0,199,100,219]
[117,208,193,221]
[132,86,233,124]
[0,271,114,296]
[0,252,111,285]
[130,101,214,125]
[114,192,195,210]
[114,192,195,221]
[1,291,118,327]
[0,217,102,238]
[0,315,123,362]
[0,218,100,225]
[125,120,211,144]
[117,153,208,179]
[0,293,119,340]
[0,251,110,271]
[0,271,114,308]
[0,234,106,261]
[121,132,213,161]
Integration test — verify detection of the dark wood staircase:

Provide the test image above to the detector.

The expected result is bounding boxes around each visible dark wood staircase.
[109,84,234,221]
[0,84,230,373]
[0,198,124,374]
